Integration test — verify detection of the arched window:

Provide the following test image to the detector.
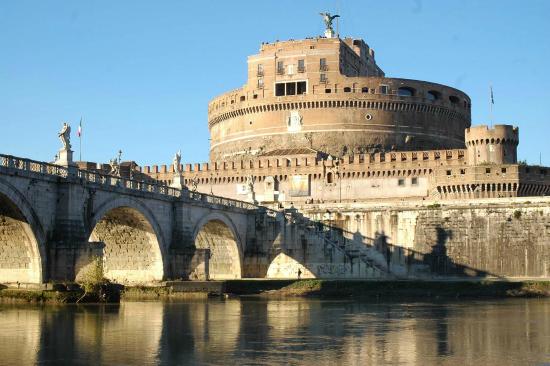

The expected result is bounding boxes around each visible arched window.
[398,87,415,97]
[449,95,460,104]
[326,172,334,184]
[427,90,440,101]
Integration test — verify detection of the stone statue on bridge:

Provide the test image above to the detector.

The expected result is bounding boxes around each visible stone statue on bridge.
[58,123,71,150]
[109,157,120,177]
[173,150,182,174]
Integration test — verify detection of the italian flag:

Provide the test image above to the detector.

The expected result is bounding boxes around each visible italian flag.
[77,118,82,137]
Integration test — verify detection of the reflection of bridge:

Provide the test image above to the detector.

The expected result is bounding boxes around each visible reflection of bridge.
[0,154,384,285]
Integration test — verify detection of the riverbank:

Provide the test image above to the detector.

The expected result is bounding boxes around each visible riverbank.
[1,280,549,303]
[245,279,550,300]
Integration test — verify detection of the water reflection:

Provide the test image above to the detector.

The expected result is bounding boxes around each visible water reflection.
[0,299,548,365]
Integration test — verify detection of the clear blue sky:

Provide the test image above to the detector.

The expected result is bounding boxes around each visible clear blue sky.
[1,0,549,166]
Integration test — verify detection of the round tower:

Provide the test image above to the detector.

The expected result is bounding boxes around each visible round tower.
[465,124,519,165]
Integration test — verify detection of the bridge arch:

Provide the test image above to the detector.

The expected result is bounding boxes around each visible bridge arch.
[193,212,243,280]
[86,197,166,284]
[0,179,45,284]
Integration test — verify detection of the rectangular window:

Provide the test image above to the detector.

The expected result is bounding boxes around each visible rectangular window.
[320,58,327,71]
[297,81,307,95]
[446,170,452,176]
[398,178,405,187]
[486,168,491,174]
[275,83,285,96]
[411,177,418,186]
[277,61,284,74]
[320,73,327,83]
[298,59,305,72]
[286,82,296,95]
[257,78,264,89]
[287,64,294,75]
[501,168,507,173]
[460,169,466,174]
[379,85,389,94]
[257,64,264,76]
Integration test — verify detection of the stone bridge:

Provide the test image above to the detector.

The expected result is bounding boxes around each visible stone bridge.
[0,154,382,286]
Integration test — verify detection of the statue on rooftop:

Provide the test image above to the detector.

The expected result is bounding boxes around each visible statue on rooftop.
[58,122,71,150]
[319,12,340,34]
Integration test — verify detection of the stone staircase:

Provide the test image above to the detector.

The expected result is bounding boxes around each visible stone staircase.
[284,209,390,278]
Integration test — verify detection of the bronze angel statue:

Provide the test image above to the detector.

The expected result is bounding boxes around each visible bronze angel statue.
[319,12,340,33]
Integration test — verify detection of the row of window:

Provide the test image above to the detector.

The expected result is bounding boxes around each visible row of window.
[259,58,328,77]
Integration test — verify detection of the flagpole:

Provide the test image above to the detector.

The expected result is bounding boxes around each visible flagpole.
[79,117,82,162]
[489,83,493,128]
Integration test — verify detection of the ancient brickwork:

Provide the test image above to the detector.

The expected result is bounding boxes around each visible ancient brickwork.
[195,220,241,279]
[90,207,162,283]
[298,198,550,278]
[412,207,550,277]
[0,216,31,270]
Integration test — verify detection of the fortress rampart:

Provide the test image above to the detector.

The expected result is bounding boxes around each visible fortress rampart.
[466,124,519,165]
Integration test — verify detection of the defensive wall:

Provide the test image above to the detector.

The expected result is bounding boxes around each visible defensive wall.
[293,197,550,278]
[140,148,550,205]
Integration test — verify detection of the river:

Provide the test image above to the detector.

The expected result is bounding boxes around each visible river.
[0,298,548,365]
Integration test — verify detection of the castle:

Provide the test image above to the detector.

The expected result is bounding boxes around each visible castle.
[134,29,548,205]
[75,19,550,279]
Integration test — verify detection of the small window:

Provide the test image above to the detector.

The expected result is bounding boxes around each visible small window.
[257,64,264,76]
[240,95,246,102]
[253,94,258,99]
[397,87,415,97]
[277,61,284,74]
[344,87,351,93]
[398,178,405,186]
[486,168,491,174]
[411,177,418,186]
[427,90,440,101]
[320,73,327,83]
[297,81,307,95]
[325,88,331,94]
[449,95,460,104]
[361,87,369,93]
[501,168,507,173]
[298,59,305,72]
[446,170,452,176]
[327,172,334,184]
[320,58,327,71]
[257,78,264,89]
[379,85,389,94]
[460,169,466,175]
[275,83,285,96]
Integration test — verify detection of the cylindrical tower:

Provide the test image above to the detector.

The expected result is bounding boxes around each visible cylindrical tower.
[207,37,471,161]
[465,124,519,165]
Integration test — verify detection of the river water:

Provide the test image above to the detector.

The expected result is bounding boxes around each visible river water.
[0,298,548,365]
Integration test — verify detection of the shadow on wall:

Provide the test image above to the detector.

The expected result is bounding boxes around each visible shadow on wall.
[339,224,494,278]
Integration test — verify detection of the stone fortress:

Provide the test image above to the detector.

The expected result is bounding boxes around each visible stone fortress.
[137,23,548,205]
[70,16,550,279]
[131,17,549,279]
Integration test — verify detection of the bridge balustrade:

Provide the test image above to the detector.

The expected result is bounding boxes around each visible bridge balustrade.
[0,153,258,210]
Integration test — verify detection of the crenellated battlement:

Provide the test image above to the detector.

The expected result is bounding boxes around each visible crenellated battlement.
[466,124,519,165]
